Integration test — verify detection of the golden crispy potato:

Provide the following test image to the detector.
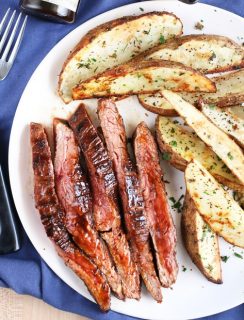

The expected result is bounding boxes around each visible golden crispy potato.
[155,116,244,192]
[72,60,216,100]
[59,12,183,103]
[135,35,244,73]
[162,90,244,184]
[182,192,222,284]
[139,69,244,116]
[185,161,244,248]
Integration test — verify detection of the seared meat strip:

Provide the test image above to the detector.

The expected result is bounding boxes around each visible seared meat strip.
[69,105,140,299]
[98,99,162,303]
[30,122,110,311]
[133,122,178,287]
[53,119,124,299]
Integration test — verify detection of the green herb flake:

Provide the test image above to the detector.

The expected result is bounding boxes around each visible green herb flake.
[162,152,171,161]
[182,266,187,272]
[221,256,229,263]
[170,140,177,147]
[139,7,144,11]
[234,252,243,259]
[227,152,234,160]
[169,195,184,213]
[208,104,216,110]
[159,34,165,44]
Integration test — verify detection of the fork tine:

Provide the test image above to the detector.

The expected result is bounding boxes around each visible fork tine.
[0,10,16,54]
[1,13,22,61]
[0,8,10,35]
[8,16,28,64]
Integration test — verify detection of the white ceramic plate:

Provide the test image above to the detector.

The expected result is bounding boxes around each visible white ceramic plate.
[9,1,244,319]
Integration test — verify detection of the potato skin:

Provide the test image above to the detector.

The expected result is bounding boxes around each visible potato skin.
[58,11,183,103]
[134,34,244,74]
[181,192,222,284]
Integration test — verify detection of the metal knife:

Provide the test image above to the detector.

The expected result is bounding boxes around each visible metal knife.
[0,163,21,254]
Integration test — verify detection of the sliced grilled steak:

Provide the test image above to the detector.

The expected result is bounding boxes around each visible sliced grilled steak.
[53,119,124,299]
[98,99,162,303]
[30,122,110,311]
[69,105,140,299]
[133,122,178,287]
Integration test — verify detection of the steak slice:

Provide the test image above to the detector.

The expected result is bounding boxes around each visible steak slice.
[98,99,162,303]
[53,119,124,299]
[69,105,140,299]
[133,122,178,287]
[30,122,110,311]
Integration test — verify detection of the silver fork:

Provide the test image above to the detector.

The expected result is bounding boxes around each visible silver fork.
[0,9,27,80]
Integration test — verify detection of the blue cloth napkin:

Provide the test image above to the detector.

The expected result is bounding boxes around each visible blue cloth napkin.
[0,0,243,319]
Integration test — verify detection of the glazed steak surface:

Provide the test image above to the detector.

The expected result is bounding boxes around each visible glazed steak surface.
[53,119,124,299]
[98,99,162,303]
[133,121,178,287]
[30,122,110,311]
[69,106,140,299]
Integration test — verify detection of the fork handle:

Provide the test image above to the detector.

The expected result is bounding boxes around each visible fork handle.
[0,163,21,254]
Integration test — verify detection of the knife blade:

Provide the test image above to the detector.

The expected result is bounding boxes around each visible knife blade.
[0,163,21,254]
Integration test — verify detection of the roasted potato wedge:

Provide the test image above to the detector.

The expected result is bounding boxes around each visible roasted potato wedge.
[135,35,244,74]
[181,192,222,284]
[162,90,244,184]
[185,161,244,248]
[139,69,244,116]
[156,116,244,192]
[72,60,216,100]
[201,103,244,148]
[58,11,183,103]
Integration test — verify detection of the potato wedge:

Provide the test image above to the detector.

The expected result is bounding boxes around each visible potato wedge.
[185,161,244,248]
[139,69,244,116]
[72,60,216,99]
[162,90,244,184]
[155,116,244,192]
[181,192,222,284]
[58,11,183,103]
[135,35,244,74]
[201,103,244,148]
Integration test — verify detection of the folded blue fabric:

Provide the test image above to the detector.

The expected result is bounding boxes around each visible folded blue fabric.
[0,0,243,319]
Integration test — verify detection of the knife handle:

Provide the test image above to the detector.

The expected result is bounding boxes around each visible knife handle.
[0,164,21,254]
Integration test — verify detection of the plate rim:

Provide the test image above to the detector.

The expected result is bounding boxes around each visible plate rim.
[8,1,244,319]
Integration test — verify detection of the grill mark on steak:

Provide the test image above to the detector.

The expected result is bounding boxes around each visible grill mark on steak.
[133,122,178,287]
[69,105,140,299]
[30,122,110,311]
[98,99,162,303]
[53,119,124,299]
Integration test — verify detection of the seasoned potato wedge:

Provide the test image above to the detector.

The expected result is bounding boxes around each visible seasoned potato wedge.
[162,90,244,184]
[72,60,216,99]
[135,35,244,73]
[181,192,222,284]
[139,69,244,116]
[58,11,183,103]
[155,116,244,192]
[185,161,244,248]
[201,103,244,148]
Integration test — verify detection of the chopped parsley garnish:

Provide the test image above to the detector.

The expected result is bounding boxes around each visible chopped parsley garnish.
[139,7,144,11]
[169,140,177,147]
[182,266,187,272]
[169,195,184,213]
[221,256,229,263]
[159,34,165,44]
[162,152,171,161]
[227,152,234,160]
[234,252,243,259]
[207,264,213,272]
[208,104,216,109]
